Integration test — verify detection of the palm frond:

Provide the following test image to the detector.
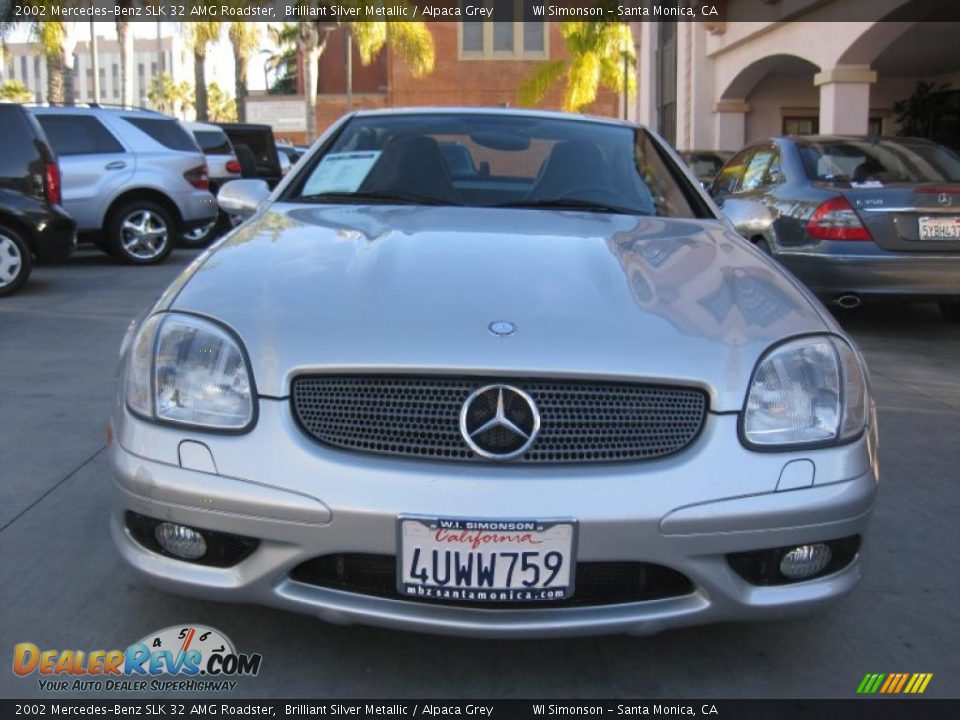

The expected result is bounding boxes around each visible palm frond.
[384,20,434,77]
[519,60,566,108]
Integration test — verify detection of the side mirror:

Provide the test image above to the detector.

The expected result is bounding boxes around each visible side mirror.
[478,161,491,177]
[218,179,270,218]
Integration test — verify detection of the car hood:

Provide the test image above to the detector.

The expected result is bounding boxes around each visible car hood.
[170,205,828,411]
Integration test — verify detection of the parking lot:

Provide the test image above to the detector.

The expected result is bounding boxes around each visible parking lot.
[1,247,958,699]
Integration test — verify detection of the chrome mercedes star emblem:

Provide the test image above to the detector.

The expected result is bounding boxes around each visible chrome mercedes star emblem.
[488,320,517,337]
[938,192,953,207]
[459,385,540,460]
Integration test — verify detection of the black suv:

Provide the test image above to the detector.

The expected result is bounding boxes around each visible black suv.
[0,104,76,296]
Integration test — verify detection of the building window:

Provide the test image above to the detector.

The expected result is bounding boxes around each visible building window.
[782,117,819,135]
[656,22,677,147]
[459,0,547,59]
[462,21,483,52]
[20,56,28,85]
[868,117,883,136]
[112,64,119,99]
[86,68,94,99]
[33,55,41,89]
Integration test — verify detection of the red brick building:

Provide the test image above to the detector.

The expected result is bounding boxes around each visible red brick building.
[269,22,622,143]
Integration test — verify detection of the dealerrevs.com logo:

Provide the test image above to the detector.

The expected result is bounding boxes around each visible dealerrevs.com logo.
[13,624,262,693]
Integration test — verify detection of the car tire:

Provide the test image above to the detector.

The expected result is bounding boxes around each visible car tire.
[107,201,175,265]
[179,218,220,248]
[0,224,33,297]
[940,302,960,322]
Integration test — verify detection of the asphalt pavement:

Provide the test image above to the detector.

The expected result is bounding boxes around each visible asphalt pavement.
[1,247,958,699]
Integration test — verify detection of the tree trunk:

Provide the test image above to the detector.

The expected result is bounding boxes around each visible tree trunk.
[116,19,134,107]
[61,33,77,105]
[194,50,208,121]
[46,51,64,104]
[299,22,319,143]
[234,45,248,123]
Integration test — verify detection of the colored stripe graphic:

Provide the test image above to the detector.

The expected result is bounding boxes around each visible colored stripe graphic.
[857,673,932,694]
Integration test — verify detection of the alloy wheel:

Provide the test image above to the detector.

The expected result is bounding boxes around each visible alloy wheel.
[0,233,23,288]
[182,221,216,244]
[120,209,169,261]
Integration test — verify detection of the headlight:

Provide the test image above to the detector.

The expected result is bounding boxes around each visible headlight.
[742,335,867,448]
[124,313,255,431]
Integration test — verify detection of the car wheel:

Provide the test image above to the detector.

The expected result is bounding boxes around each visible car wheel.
[108,202,174,265]
[179,220,218,248]
[940,302,960,322]
[0,225,33,297]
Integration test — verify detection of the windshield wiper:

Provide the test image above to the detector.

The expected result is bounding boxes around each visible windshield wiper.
[495,198,652,216]
[296,190,459,206]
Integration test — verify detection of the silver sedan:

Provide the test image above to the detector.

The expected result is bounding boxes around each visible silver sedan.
[110,109,878,637]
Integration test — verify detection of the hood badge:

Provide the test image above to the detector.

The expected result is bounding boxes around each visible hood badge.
[488,320,517,337]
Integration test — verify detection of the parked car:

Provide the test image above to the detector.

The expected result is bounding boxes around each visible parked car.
[112,109,877,638]
[30,106,217,265]
[680,150,733,186]
[214,122,284,189]
[276,143,307,166]
[0,104,76,296]
[181,121,242,246]
[710,135,960,321]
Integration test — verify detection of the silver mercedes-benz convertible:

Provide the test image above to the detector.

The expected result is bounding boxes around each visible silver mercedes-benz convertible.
[110,108,878,637]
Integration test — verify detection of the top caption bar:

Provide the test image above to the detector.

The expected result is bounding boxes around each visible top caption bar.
[6,0,960,23]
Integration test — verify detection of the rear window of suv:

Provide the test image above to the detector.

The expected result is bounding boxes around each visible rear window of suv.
[193,130,232,155]
[123,117,199,152]
[35,114,124,155]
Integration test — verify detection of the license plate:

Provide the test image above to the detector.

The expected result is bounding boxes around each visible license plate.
[398,517,576,603]
[918,216,960,240]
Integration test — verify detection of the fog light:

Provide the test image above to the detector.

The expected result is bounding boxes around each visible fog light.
[154,522,207,560]
[779,543,832,579]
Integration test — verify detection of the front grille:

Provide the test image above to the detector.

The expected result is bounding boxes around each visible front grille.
[290,554,694,608]
[291,375,707,463]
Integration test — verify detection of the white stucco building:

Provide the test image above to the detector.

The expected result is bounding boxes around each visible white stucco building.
[0,23,235,118]
[634,0,960,150]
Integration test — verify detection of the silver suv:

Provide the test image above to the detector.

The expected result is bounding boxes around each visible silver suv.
[31,106,217,264]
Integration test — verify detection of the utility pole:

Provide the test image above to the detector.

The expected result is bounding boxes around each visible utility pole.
[345,28,352,113]
[90,18,100,104]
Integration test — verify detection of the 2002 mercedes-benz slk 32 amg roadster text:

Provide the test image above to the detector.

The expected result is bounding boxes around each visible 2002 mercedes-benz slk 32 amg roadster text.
[110,109,878,637]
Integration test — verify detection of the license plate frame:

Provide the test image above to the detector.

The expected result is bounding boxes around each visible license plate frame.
[396,515,578,603]
[918,216,960,240]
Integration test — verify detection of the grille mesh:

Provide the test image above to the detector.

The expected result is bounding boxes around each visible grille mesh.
[291,375,707,464]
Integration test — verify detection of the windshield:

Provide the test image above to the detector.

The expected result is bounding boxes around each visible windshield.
[798,139,960,184]
[288,114,703,218]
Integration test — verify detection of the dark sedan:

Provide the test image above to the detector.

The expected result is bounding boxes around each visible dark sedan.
[711,135,960,320]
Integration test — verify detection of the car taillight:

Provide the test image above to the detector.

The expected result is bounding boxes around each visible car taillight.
[184,165,209,191]
[44,162,61,205]
[805,197,872,241]
[225,159,241,174]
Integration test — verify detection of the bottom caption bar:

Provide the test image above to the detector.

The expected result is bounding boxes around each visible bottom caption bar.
[3,700,957,719]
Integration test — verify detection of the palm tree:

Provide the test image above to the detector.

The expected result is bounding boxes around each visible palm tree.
[37,21,68,104]
[297,3,435,142]
[520,21,636,113]
[1,6,77,104]
[265,22,298,93]
[187,21,222,121]
[228,22,259,122]
[115,0,134,107]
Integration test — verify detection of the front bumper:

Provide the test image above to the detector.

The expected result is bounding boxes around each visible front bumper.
[110,400,878,638]
[777,248,960,300]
